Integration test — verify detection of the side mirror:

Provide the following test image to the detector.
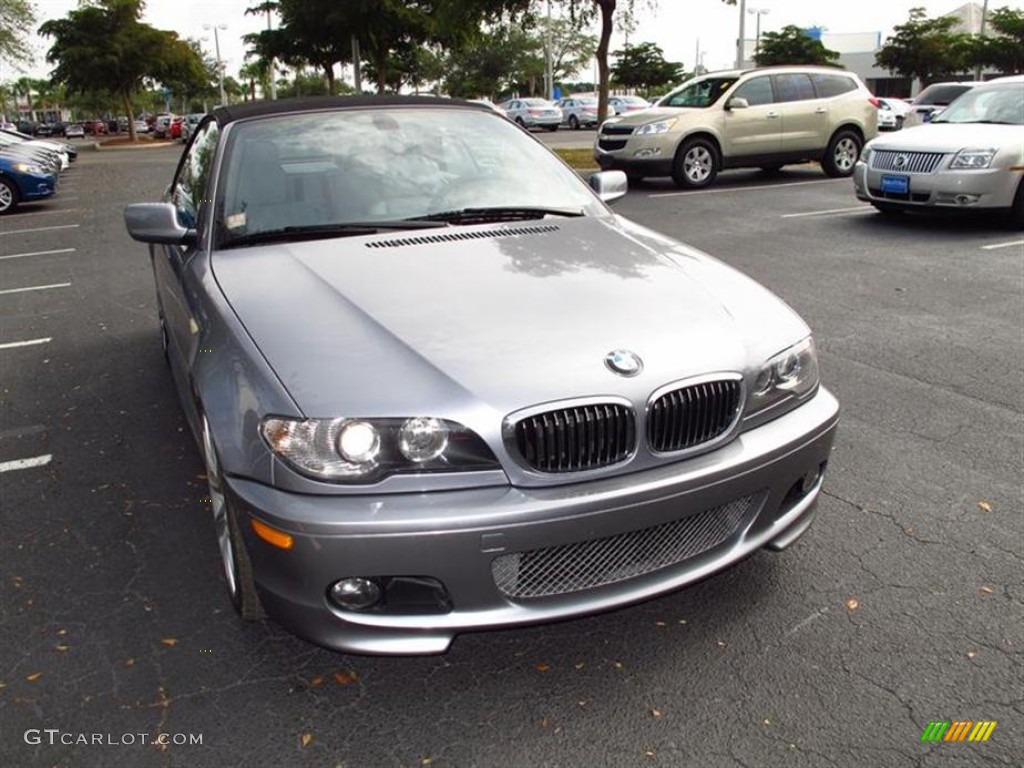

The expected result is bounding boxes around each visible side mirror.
[726,97,749,111]
[589,170,628,203]
[124,203,196,246]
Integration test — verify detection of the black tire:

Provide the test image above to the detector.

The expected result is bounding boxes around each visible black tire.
[872,202,904,217]
[672,138,719,189]
[545,125,559,132]
[569,115,580,130]
[0,177,20,215]
[515,116,526,128]
[201,415,265,621]
[1010,179,1024,230]
[822,129,862,178]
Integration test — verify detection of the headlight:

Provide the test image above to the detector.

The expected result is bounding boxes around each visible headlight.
[261,416,498,483]
[950,149,996,169]
[12,162,44,175]
[635,118,677,136]
[746,337,819,421]
[860,145,873,164]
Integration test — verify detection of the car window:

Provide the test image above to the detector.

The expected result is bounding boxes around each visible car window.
[732,76,774,106]
[811,73,857,98]
[660,78,738,108]
[932,84,1024,124]
[216,108,603,248]
[914,84,972,105]
[772,74,816,103]
[172,119,219,230]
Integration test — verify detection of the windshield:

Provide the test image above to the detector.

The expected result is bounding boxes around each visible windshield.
[522,99,550,107]
[931,85,1024,125]
[914,84,973,106]
[658,78,738,108]
[216,107,603,247]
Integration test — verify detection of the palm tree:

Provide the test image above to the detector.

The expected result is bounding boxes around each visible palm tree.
[13,76,35,121]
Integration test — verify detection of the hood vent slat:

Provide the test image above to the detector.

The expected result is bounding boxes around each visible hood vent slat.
[366,224,560,249]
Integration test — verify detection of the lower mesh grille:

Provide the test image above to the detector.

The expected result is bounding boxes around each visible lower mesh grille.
[492,495,757,599]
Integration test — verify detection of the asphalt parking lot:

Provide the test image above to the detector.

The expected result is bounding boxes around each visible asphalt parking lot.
[1,145,1021,768]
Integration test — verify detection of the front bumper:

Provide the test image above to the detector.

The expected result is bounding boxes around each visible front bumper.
[20,174,58,201]
[854,161,1020,210]
[227,388,839,655]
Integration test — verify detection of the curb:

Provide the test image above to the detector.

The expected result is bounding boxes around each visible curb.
[89,140,180,151]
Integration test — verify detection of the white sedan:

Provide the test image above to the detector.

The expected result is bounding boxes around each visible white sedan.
[500,98,562,131]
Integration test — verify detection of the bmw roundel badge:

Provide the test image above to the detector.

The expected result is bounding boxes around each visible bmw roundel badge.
[605,349,643,377]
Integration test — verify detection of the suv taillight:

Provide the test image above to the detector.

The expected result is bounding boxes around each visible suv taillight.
[868,97,881,108]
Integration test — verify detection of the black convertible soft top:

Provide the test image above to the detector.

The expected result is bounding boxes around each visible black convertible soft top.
[213,95,488,126]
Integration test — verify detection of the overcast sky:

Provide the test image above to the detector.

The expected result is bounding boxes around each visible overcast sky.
[19,0,974,83]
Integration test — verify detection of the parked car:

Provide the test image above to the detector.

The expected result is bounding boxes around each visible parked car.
[123,96,839,655]
[169,117,184,139]
[0,130,70,170]
[84,120,108,135]
[152,113,174,138]
[181,113,207,142]
[854,75,1024,226]
[0,151,58,214]
[34,123,54,137]
[133,119,151,134]
[902,82,981,128]
[608,95,651,116]
[876,97,911,131]
[595,66,878,188]
[556,96,600,129]
[500,98,562,131]
[64,124,85,139]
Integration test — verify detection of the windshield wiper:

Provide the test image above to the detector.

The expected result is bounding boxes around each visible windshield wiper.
[407,206,586,225]
[221,219,450,248]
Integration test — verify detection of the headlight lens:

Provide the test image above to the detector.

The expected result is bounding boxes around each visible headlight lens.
[950,149,996,169]
[746,337,819,420]
[13,162,43,174]
[635,118,677,136]
[860,145,873,164]
[262,416,497,483]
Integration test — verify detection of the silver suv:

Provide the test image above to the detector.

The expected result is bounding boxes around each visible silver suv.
[595,66,879,188]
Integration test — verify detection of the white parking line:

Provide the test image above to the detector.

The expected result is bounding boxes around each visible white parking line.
[0,337,52,349]
[2,209,84,218]
[0,248,75,262]
[648,178,840,199]
[0,282,72,296]
[0,224,80,236]
[781,206,872,218]
[0,454,52,473]
[981,239,1024,251]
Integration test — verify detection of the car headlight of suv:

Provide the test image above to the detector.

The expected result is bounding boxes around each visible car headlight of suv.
[950,149,996,169]
[635,118,677,136]
[261,416,499,483]
[745,337,819,423]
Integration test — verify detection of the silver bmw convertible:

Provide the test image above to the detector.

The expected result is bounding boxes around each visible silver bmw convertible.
[125,96,839,655]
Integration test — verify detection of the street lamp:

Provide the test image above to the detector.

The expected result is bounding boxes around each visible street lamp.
[203,23,228,106]
[748,8,770,60]
[735,0,746,69]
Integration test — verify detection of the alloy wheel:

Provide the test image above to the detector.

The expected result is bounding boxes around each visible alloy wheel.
[684,146,713,183]
[833,137,859,173]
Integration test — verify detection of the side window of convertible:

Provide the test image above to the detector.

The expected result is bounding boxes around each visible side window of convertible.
[173,121,220,230]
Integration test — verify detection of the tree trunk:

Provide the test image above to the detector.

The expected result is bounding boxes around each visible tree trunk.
[376,46,387,95]
[122,87,136,142]
[325,65,335,96]
[596,0,615,123]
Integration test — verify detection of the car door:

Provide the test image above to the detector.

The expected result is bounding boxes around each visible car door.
[773,73,828,154]
[152,119,220,388]
[721,75,782,159]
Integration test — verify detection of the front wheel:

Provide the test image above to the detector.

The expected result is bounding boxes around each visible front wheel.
[568,115,579,130]
[201,415,265,621]
[672,138,719,189]
[0,178,20,215]
[823,130,862,177]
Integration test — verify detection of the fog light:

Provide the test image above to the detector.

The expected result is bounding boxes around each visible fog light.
[955,194,980,206]
[801,462,826,494]
[329,577,382,611]
[634,148,662,158]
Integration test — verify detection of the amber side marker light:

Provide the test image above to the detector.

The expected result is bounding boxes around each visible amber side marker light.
[251,518,294,550]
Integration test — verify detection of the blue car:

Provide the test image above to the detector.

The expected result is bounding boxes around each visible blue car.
[0,152,58,214]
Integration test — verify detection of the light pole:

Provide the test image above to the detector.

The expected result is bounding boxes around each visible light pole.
[735,0,746,69]
[545,0,554,100]
[748,8,770,60]
[203,23,228,106]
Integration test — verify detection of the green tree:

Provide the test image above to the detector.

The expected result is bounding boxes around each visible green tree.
[875,8,973,86]
[612,42,683,92]
[973,6,1024,74]
[41,0,207,141]
[0,0,35,67]
[753,25,841,66]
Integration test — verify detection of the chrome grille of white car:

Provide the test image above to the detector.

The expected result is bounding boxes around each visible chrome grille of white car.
[870,150,945,174]
[491,495,757,599]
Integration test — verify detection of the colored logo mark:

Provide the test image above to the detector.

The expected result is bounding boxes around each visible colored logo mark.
[920,720,996,742]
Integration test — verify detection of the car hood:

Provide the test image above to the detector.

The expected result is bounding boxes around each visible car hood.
[212,216,808,420]
[869,122,1023,153]
[605,106,695,126]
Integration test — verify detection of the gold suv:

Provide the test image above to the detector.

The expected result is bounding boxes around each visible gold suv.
[595,66,879,188]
